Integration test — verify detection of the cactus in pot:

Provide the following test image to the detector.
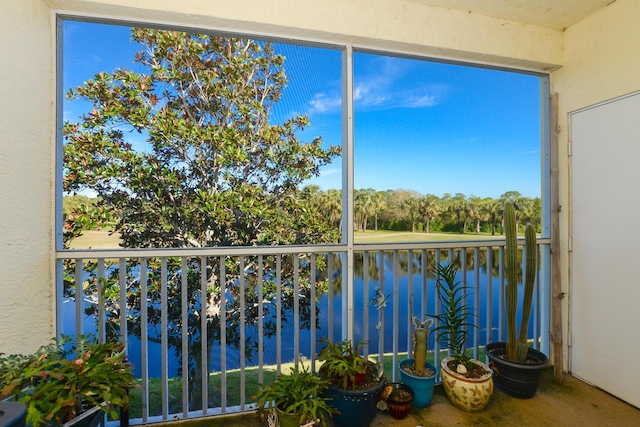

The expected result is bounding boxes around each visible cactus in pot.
[504,199,537,362]
[412,317,433,376]
[398,317,437,408]
[485,200,549,399]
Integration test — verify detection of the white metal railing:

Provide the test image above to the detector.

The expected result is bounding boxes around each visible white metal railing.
[56,238,550,425]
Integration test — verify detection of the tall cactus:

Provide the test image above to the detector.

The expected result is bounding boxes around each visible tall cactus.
[504,200,538,362]
[412,317,433,375]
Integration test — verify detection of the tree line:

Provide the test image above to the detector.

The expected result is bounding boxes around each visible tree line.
[65,188,540,238]
[302,187,541,235]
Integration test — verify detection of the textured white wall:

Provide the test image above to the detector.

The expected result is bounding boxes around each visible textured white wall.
[1,0,636,357]
[47,0,563,71]
[551,0,640,371]
[0,0,563,355]
[0,0,55,353]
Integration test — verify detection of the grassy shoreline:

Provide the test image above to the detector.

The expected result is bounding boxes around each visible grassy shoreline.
[69,229,503,249]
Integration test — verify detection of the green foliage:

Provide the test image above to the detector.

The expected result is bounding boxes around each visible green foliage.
[0,335,136,427]
[430,262,475,369]
[64,28,340,250]
[504,200,538,362]
[318,339,369,391]
[62,27,341,408]
[253,363,338,426]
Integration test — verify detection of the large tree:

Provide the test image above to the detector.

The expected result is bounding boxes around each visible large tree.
[63,28,340,410]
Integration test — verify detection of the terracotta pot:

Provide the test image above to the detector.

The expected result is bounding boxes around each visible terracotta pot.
[440,357,493,412]
[385,383,414,420]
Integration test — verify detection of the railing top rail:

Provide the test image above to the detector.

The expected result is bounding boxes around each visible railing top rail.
[56,237,550,260]
[56,244,348,260]
[355,237,550,252]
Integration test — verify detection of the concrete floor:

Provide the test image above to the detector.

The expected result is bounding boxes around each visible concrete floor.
[151,369,640,427]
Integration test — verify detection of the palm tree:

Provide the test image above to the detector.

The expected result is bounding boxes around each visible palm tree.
[420,194,441,233]
[402,196,421,232]
[355,188,376,232]
[372,191,388,233]
[322,189,342,230]
[483,197,501,235]
[447,193,468,233]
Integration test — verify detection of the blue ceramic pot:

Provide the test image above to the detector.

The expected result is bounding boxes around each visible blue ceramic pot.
[322,376,386,427]
[398,359,438,408]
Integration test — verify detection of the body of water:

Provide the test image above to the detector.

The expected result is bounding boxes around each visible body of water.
[62,249,536,378]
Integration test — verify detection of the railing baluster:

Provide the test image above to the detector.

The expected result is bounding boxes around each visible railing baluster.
[97,259,105,343]
[407,249,413,360]
[310,254,317,372]
[200,256,208,415]
[533,243,540,350]
[362,251,369,358]
[378,251,385,365]
[140,259,149,422]
[239,256,246,409]
[119,258,127,344]
[498,246,505,342]
[327,254,333,343]
[160,257,169,419]
[461,249,468,360]
[392,250,399,383]
[294,254,300,367]
[434,250,441,365]
[258,255,264,385]
[486,247,493,353]
[219,256,227,412]
[276,255,282,374]
[74,260,82,336]
[181,257,189,417]
[421,249,427,324]
[474,247,480,359]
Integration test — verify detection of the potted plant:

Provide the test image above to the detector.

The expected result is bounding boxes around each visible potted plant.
[430,261,493,411]
[484,200,550,398]
[0,335,136,427]
[377,382,414,420]
[253,363,337,427]
[318,339,385,427]
[398,317,438,408]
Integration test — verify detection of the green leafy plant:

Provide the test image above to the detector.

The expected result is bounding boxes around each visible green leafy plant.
[430,262,475,371]
[0,335,136,427]
[504,200,538,362]
[253,363,338,426]
[318,339,369,391]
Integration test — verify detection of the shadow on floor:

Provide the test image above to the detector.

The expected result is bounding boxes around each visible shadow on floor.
[148,369,640,427]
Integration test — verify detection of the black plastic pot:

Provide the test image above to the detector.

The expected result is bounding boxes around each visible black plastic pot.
[484,342,550,399]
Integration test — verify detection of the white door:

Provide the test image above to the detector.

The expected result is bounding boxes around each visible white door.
[570,91,640,408]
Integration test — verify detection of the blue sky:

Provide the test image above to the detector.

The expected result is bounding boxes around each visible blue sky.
[63,20,541,199]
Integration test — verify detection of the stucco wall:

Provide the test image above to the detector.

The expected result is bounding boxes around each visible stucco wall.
[551,0,640,371]
[3,0,635,358]
[0,0,55,353]
[47,0,563,71]
[1,0,565,355]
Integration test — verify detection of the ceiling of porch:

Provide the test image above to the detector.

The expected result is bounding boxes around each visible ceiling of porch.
[403,0,614,29]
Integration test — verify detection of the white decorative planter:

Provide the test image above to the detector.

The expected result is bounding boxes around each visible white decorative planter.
[440,357,493,412]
